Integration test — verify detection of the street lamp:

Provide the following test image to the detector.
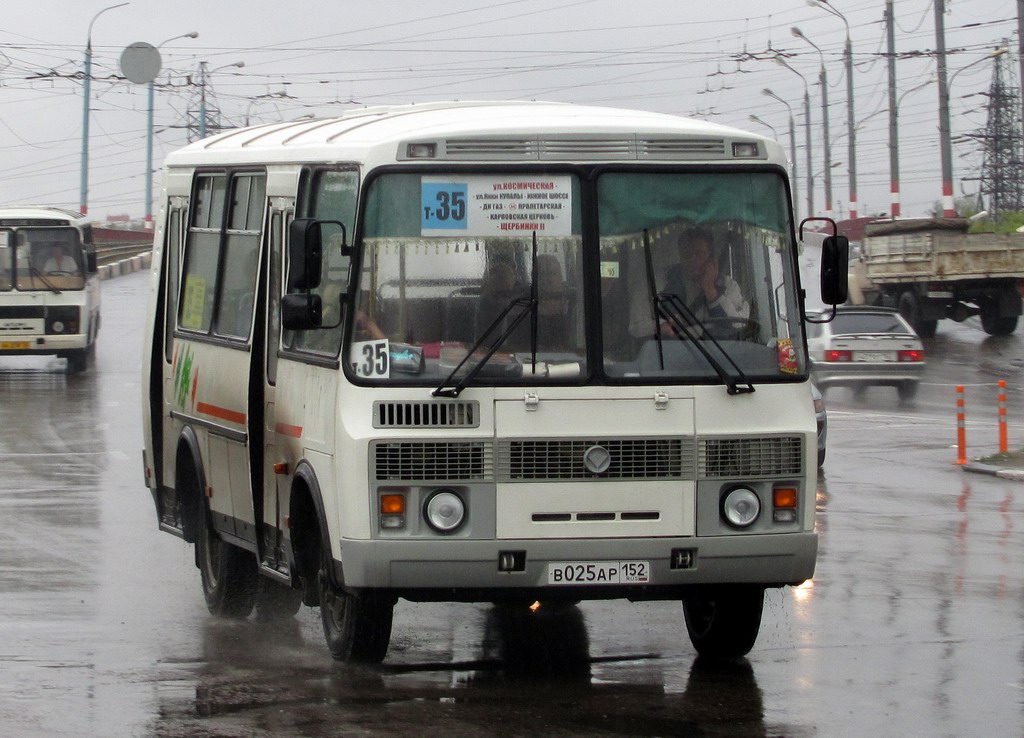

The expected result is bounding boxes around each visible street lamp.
[198,61,245,139]
[937,46,1008,217]
[807,1,857,219]
[792,26,833,219]
[762,88,799,223]
[775,56,814,220]
[146,32,198,229]
[748,114,778,139]
[80,2,129,217]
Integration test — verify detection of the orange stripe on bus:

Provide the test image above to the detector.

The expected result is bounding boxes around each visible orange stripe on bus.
[275,422,303,438]
[196,401,247,425]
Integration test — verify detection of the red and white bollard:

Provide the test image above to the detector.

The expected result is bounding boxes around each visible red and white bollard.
[998,380,1008,454]
[955,385,968,465]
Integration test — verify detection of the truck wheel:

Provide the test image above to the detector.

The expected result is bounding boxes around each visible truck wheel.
[66,348,89,374]
[981,307,1018,336]
[897,292,935,337]
[682,585,764,659]
[197,504,257,618]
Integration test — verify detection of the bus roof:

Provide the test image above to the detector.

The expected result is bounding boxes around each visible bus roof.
[165,100,785,170]
[0,205,84,223]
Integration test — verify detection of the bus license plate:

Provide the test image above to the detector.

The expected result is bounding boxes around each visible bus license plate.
[548,561,649,585]
[0,341,30,350]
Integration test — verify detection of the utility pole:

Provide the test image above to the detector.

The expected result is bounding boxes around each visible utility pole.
[935,0,956,217]
[886,0,901,217]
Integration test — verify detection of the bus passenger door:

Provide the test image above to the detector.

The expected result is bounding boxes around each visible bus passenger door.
[253,202,292,575]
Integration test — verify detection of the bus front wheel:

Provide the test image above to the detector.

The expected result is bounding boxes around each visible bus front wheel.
[319,572,394,663]
[682,585,764,659]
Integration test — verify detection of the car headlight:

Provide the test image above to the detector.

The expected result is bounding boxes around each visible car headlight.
[722,487,761,528]
[424,489,466,534]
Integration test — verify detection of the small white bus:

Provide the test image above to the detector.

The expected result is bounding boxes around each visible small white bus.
[141,101,847,662]
[0,206,101,373]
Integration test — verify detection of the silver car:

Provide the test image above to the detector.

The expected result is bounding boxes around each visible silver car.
[806,306,925,401]
[812,382,827,466]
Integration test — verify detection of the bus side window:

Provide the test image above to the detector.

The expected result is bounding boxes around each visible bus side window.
[214,174,266,340]
[180,174,226,333]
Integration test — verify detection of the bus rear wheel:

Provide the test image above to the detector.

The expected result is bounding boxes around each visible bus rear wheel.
[682,585,764,659]
[319,570,394,663]
[196,506,257,618]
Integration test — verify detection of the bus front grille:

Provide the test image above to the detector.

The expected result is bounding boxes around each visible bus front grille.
[497,438,693,481]
[699,436,803,479]
[373,441,493,482]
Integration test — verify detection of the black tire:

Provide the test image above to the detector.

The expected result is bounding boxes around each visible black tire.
[66,348,89,374]
[817,446,826,467]
[682,585,764,659]
[254,578,303,620]
[196,505,257,618]
[897,381,919,402]
[980,306,1018,336]
[317,541,394,662]
[897,292,927,336]
[917,319,938,339]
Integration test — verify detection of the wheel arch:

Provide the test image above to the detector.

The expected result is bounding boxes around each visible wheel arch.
[175,425,206,544]
[288,461,340,590]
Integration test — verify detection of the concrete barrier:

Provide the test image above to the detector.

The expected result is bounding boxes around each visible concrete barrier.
[100,251,152,280]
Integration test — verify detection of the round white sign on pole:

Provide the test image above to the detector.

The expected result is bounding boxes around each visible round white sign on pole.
[120,42,162,84]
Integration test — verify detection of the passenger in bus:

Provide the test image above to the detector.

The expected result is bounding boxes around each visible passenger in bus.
[663,226,749,322]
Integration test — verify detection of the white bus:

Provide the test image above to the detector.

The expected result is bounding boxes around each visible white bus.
[141,101,847,662]
[0,206,101,373]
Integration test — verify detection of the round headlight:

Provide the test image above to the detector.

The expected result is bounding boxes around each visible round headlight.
[51,320,65,333]
[424,490,465,533]
[722,487,761,528]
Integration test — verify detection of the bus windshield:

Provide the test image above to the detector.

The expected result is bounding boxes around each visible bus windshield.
[597,171,806,381]
[348,169,805,385]
[0,227,86,292]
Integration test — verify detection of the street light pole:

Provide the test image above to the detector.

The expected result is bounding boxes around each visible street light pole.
[80,2,129,217]
[765,88,794,222]
[748,114,778,139]
[808,1,856,219]
[793,26,832,220]
[146,32,198,229]
[776,58,814,220]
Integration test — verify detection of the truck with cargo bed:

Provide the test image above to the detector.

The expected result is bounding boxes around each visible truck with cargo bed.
[848,217,1024,337]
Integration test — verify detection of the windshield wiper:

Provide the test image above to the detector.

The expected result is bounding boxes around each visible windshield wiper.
[29,266,61,294]
[433,232,540,398]
[642,229,754,395]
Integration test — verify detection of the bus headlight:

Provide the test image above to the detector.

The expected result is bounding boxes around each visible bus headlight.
[424,489,465,534]
[722,487,760,528]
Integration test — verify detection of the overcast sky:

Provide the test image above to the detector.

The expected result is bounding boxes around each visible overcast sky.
[0,0,1018,222]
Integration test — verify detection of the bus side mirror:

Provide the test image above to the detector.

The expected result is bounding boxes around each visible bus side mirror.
[282,292,323,330]
[80,223,94,246]
[86,251,98,273]
[287,218,323,291]
[820,235,849,306]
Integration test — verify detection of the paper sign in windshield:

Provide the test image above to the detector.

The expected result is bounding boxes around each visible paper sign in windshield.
[422,175,572,237]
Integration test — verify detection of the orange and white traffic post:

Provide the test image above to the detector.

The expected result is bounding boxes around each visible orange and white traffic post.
[955,385,968,465]
[998,380,1008,454]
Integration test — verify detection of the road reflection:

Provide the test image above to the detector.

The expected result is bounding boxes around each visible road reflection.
[149,602,772,737]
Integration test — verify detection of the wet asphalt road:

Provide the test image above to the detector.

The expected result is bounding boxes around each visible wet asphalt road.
[2,269,1024,737]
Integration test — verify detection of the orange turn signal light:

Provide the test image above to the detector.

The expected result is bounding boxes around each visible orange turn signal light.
[773,487,798,508]
[381,493,406,515]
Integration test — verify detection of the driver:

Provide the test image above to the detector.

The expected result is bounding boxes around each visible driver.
[664,226,749,321]
[41,243,77,275]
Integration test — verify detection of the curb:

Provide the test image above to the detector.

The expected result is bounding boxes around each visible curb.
[962,461,1024,481]
[99,251,151,280]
